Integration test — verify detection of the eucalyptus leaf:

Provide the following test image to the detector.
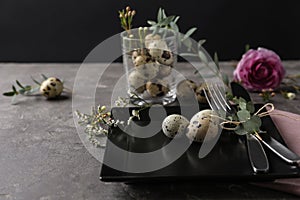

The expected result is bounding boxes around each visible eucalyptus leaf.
[3,91,16,96]
[174,16,180,23]
[239,101,247,110]
[246,102,255,113]
[170,22,179,32]
[198,50,208,64]
[243,115,262,133]
[16,80,25,89]
[182,37,192,51]
[162,9,167,18]
[234,126,248,135]
[41,74,48,80]
[179,53,198,57]
[198,39,206,47]
[11,94,17,105]
[182,27,197,41]
[157,8,163,22]
[147,20,156,25]
[158,16,175,26]
[12,85,17,94]
[237,109,250,121]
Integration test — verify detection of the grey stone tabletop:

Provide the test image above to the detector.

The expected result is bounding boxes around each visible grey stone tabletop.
[1,62,300,200]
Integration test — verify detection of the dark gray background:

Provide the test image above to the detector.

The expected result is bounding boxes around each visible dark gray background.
[0,0,299,62]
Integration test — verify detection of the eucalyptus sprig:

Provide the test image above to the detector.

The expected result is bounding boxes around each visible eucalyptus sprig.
[2,74,48,104]
[226,97,262,136]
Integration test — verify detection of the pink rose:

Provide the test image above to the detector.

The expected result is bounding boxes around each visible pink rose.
[233,47,285,91]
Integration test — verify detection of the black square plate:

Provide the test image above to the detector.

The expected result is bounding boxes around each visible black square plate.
[100,104,300,182]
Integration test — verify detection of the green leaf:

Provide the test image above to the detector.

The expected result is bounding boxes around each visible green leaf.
[182,37,192,51]
[246,102,255,113]
[41,74,48,80]
[16,80,25,89]
[157,8,163,22]
[162,9,167,18]
[3,91,16,96]
[179,53,198,57]
[12,85,18,94]
[147,20,156,25]
[245,44,250,52]
[198,50,208,64]
[243,115,262,133]
[158,15,175,26]
[182,27,197,41]
[198,39,206,47]
[237,109,250,121]
[239,101,247,110]
[234,126,248,135]
[174,16,180,23]
[170,22,179,32]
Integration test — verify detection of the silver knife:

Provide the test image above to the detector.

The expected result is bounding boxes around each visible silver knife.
[231,82,300,166]
[231,82,269,173]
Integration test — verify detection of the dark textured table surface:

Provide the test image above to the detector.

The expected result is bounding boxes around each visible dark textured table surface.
[1,62,300,200]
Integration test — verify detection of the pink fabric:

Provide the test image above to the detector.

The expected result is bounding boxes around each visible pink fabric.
[254,109,300,196]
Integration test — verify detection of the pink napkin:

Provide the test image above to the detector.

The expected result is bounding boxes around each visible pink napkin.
[254,109,300,196]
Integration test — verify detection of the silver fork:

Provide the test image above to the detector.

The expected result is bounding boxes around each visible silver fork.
[202,82,269,173]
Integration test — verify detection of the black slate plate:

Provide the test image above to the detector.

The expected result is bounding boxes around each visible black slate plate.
[100,104,300,182]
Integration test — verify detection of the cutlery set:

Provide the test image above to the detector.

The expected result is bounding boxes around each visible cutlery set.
[204,81,300,173]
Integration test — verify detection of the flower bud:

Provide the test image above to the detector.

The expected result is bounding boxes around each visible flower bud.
[131,10,136,16]
[127,11,131,16]
[126,6,130,12]
[287,92,296,100]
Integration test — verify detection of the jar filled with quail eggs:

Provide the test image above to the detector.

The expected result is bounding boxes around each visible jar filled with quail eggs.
[121,27,178,105]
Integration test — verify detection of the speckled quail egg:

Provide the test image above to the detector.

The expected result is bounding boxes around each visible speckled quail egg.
[157,64,172,78]
[148,40,169,59]
[176,79,197,99]
[186,109,219,142]
[128,70,147,93]
[157,50,174,66]
[133,55,147,67]
[145,34,161,48]
[162,114,189,138]
[146,79,170,97]
[40,77,64,99]
[135,62,159,80]
[195,83,208,103]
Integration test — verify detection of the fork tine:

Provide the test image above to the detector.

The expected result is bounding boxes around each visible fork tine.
[203,85,219,111]
[212,84,232,112]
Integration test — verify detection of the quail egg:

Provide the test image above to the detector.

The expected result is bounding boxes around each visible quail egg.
[128,70,147,93]
[195,83,208,103]
[40,77,64,99]
[176,79,197,99]
[157,50,174,66]
[157,64,172,78]
[135,62,159,80]
[148,40,169,59]
[146,79,170,97]
[145,34,162,48]
[186,109,219,142]
[162,114,189,138]
[133,55,147,67]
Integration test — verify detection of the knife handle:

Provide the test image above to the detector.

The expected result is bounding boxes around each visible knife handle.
[246,134,269,173]
[255,133,300,165]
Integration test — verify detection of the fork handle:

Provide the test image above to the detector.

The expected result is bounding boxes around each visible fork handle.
[246,134,269,173]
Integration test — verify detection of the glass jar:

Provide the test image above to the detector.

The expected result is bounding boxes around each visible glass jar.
[121,27,178,105]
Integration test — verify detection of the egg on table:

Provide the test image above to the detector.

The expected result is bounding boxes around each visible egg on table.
[162,114,189,138]
[40,77,64,99]
[186,109,219,142]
